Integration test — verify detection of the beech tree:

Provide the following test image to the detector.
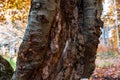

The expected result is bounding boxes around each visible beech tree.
[12,0,103,80]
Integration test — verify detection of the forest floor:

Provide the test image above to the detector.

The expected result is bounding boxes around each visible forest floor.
[90,52,120,80]
[2,51,120,80]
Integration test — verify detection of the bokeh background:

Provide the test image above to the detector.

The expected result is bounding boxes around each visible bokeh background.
[0,0,120,79]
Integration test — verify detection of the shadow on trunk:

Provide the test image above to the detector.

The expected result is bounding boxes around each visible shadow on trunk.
[0,55,14,80]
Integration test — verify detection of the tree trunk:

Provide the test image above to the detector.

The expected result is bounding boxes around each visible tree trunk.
[12,0,103,80]
[81,0,103,77]
[0,55,14,80]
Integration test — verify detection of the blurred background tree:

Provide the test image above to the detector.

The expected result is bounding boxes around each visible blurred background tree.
[0,0,30,61]
[98,0,120,54]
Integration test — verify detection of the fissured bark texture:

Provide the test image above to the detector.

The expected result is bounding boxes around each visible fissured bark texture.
[12,0,103,80]
[81,0,103,78]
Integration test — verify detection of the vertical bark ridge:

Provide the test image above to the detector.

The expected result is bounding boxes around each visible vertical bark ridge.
[82,0,103,78]
[53,0,85,80]
[12,0,57,80]
[76,0,85,78]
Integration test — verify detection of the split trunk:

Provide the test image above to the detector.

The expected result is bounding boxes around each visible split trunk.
[12,0,103,80]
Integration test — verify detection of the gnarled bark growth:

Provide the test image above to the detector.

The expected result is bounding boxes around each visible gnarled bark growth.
[12,0,103,80]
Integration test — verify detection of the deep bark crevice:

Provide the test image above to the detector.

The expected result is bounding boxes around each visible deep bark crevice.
[12,0,103,80]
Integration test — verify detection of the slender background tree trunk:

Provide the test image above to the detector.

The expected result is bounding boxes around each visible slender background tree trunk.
[12,0,103,80]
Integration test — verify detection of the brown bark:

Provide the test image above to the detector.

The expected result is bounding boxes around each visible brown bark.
[12,0,103,80]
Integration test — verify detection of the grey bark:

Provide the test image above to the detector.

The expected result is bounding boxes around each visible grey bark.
[12,0,103,80]
[82,0,103,77]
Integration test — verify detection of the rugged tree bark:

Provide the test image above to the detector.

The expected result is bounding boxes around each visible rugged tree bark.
[81,0,103,78]
[12,0,103,80]
[0,55,14,80]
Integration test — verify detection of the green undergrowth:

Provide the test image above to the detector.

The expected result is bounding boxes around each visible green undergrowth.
[7,58,16,71]
[96,61,114,68]
[96,50,120,68]
[3,55,16,71]
[97,50,119,59]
